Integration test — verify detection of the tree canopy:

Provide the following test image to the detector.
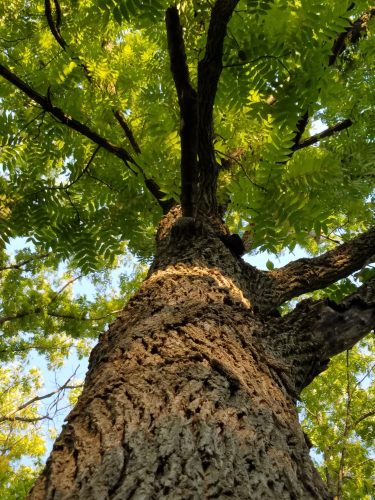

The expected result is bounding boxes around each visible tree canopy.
[0,0,374,497]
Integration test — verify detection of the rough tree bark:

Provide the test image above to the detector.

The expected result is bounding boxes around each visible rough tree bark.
[29,208,374,499]
[15,2,374,498]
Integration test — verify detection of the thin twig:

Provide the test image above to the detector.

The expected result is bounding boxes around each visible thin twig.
[113,110,141,155]
[216,150,266,191]
[0,370,82,424]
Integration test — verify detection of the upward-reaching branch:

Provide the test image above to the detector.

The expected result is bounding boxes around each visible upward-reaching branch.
[266,226,375,308]
[44,0,66,50]
[197,0,239,214]
[166,6,198,218]
[198,0,239,148]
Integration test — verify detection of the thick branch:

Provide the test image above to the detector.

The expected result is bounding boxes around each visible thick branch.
[329,7,375,66]
[44,0,66,50]
[166,6,198,218]
[316,291,374,358]
[293,119,353,151]
[273,278,374,392]
[197,0,239,213]
[198,0,238,143]
[268,226,375,307]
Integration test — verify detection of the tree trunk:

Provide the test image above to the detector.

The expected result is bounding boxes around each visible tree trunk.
[29,214,330,499]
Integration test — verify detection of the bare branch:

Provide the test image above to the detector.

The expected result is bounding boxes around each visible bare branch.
[265,226,375,308]
[293,119,353,151]
[0,372,82,424]
[166,6,198,218]
[0,253,50,272]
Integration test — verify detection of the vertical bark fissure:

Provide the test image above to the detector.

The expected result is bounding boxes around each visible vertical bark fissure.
[29,231,332,499]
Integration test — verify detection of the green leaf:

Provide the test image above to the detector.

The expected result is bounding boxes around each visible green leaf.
[266,259,274,270]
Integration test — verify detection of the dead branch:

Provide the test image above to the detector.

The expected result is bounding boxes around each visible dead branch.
[0,371,82,424]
